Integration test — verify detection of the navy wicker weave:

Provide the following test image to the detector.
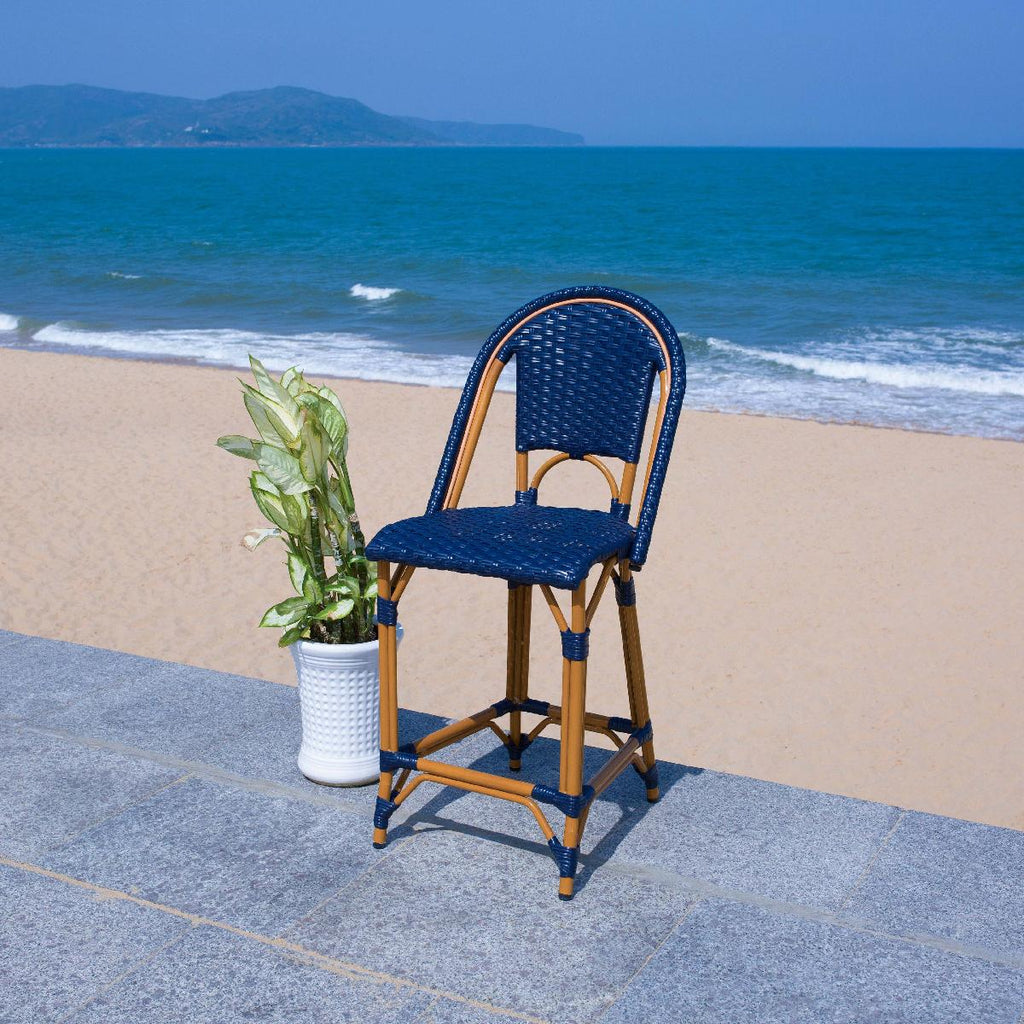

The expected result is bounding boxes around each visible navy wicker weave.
[366,285,686,900]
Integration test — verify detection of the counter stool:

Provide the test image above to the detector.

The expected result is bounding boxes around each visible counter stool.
[365,285,686,899]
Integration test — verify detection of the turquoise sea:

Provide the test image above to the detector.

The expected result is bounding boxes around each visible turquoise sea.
[1,147,1022,439]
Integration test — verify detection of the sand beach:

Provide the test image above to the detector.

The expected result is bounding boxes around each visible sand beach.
[1,346,1022,829]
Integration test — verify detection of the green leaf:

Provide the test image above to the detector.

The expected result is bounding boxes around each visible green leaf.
[279,492,310,535]
[318,385,347,423]
[248,354,276,393]
[325,576,359,598]
[250,470,280,496]
[259,596,310,628]
[250,472,291,530]
[287,553,309,595]
[254,443,310,495]
[325,478,351,526]
[252,488,290,531]
[297,418,328,483]
[242,528,282,550]
[242,383,303,447]
[298,393,348,456]
[247,357,304,439]
[216,434,257,459]
[363,581,378,601]
[278,624,308,647]
[280,367,304,397]
[312,599,355,621]
[242,390,286,448]
[302,574,324,604]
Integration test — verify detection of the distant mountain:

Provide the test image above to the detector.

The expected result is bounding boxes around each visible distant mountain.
[0,85,584,148]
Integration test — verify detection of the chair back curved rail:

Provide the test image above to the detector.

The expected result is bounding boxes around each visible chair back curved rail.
[425,285,686,570]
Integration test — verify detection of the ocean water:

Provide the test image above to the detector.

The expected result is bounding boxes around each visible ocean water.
[1,147,1022,439]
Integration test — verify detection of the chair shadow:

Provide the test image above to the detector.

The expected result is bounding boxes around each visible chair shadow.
[387,710,703,895]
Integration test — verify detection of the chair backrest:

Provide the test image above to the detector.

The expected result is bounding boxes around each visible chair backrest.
[427,286,686,568]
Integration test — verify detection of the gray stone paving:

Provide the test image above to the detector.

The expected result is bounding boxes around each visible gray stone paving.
[2,630,1023,1023]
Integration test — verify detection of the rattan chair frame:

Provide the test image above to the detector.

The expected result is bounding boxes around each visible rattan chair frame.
[370,287,685,900]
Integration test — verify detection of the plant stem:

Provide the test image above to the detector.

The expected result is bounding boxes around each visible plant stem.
[306,491,336,642]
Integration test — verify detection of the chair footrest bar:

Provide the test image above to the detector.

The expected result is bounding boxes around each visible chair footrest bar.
[531,783,596,819]
[547,837,579,879]
[502,698,635,736]
[416,757,537,798]
[380,749,419,773]
[409,705,507,757]
[605,714,636,734]
[587,725,653,800]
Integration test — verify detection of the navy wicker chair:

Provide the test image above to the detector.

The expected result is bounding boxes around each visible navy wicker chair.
[366,285,686,899]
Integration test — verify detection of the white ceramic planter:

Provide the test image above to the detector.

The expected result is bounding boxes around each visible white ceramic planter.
[291,626,402,786]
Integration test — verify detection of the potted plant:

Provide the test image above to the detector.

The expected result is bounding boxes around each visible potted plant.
[217,356,393,786]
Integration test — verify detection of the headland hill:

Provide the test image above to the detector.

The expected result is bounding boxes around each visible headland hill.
[0,84,584,147]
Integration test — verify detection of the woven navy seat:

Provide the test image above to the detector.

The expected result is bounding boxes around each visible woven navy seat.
[367,505,635,589]
[368,286,686,901]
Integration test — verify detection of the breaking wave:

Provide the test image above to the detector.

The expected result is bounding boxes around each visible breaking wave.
[707,337,1024,398]
[30,321,486,390]
[350,284,401,301]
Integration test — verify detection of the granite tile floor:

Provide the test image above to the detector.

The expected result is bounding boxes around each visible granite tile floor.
[2,630,1023,1023]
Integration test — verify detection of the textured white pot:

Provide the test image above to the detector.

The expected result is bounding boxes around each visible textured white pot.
[291,627,402,786]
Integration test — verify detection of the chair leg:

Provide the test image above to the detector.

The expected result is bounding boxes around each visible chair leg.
[557,584,588,900]
[617,566,659,803]
[373,561,401,848]
[505,584,532,770]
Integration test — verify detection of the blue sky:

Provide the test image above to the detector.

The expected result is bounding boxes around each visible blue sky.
[2,0,1021,146]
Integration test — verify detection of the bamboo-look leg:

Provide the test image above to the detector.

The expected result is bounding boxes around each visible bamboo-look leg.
[505,584,532,770]
[617,561,659,802]
[373,560,400,848]
[558,583,588,900]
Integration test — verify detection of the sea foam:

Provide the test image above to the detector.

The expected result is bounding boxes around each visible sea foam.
[707,337,1024,398]
[31,321,484,391]
[0,313,18,331]
[350,284,400,301]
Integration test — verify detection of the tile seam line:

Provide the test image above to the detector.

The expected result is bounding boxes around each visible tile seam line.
[837,807,908,911]
[11,721,369,815]
[36,773,194,857]
[16,720,1023,971]
[278,831,422,938]
[53,929,192,1024]
[590,899,701,1023]
[0,856,547,1024]
[375,811,1024,971]
[593,858,1024,971]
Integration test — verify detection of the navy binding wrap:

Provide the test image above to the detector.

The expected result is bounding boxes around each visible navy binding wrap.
[560,628,590,661]
[380,749,418,773]
[531,783,595,819]
[613,575,636,607]
[374,796,399,831]
[376,597,398,627]
[548,837,579,880]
